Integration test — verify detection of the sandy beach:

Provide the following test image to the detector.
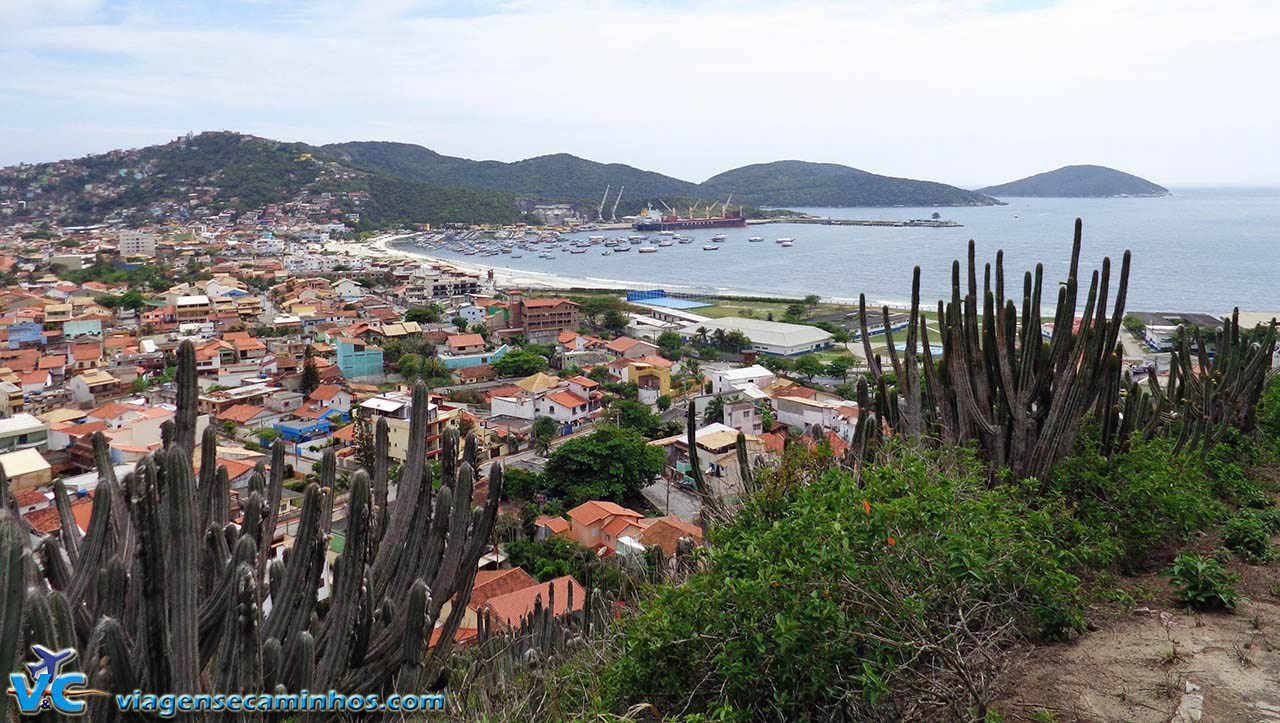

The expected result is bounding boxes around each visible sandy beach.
[322,233,763,295]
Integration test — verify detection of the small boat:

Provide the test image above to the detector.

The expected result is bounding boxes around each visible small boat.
[775,237,794,243]
[711,234,726,241]
[538,253,554,259]
[677,238,694,244]
[658,240,673,247]
[570,249,587,254]
[657,230,675,236]
[780,241,794,247]
[703,244,721,251]
[613,245,631,252]
[748,236,764,242]
[589,235,605,241]
[511,254,523,258]
[630,238,644,245]
[601,250,612,256]
[638,247,658,254]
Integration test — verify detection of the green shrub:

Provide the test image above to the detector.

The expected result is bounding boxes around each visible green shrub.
[1164,554,1240,610]
[608,445,1085,720]
[1223,510,1279,562]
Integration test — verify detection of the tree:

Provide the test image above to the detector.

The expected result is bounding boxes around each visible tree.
[693,327,710,346]
[532,416,558,456]
[588,366,612,384]
[451,316,469,332]
[793,354,825,382]
[656,394,672,411]
[760,356,791,374]
[612,399,661,438]
[784,303,807,321]
[703,395,726,426]
[222,420,238,438]
[826,356,852,382]
[711,328,727,349]
[579,296,623,328]
[544,426,664,506]
[804,294,821,308]
[398,353,421,381]
[418,356,451,382]
[683,358,702,390]
[503,467,546,501]
[657,331,684,353]
[723,331,751,353]
[301,357,320,396]
[257,428,281,444]
[493,350,548,377]
[470,323,489,339]
[405,306,441,324]
[603,309,628,336]
[130,377,148,393]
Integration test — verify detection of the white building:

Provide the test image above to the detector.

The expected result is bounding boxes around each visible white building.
[118,230,157,257]
[679,317,834,356]
[707,365,776,395]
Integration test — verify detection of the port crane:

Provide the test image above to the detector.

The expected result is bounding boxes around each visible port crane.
[721,194,733,216]
[658,199,675,215]
[610,186,624,222]
[597,185,611,222]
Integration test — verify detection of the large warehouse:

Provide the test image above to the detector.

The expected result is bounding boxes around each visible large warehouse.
[679,316,835,356]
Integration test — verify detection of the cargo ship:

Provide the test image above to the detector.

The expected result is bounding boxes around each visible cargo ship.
[633,207,747,231]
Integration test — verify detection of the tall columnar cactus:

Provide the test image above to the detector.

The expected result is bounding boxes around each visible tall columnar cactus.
[685,402,707,494]
[859,220,1131,480]
[7,337,504,708]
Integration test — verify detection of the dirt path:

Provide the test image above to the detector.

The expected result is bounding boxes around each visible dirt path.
[998,568,1280,722]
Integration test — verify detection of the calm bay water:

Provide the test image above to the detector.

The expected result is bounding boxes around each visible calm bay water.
[417,189,1280,312]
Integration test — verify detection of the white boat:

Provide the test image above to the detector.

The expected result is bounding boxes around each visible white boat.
[780,241,794,247]
[538,253,554,259]
[511,254,523,258]
[678,238,694,244]
[638,246,658,253]
[657,230,675,236]
[628,235,647,241]
[589,235,605,241]
[748,236,764,242]
[613,245,631,252]
[658,240,673,247]
[711,234,726,241]
[775,237,794,243]
[703,244,721,251]
[570,249,587,254]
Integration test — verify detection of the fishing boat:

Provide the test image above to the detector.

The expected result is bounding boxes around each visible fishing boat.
[638,246,659,253]
[613,245,631,252]
[711,234,726,241]
[678,238,694,244]
[748,236,764,242]
[658,240,673,247]
[570,249,587,254]
[703,244,721,251]
[775,237,794,243]
[601,250,612,256]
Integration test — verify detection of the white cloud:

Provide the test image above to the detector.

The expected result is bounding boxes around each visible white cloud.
[1,0,1277,185]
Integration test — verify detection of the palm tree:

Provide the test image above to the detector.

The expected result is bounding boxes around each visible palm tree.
[712,328,727,349]
[694,327,710,346]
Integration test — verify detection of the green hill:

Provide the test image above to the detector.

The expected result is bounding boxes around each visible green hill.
[976,165,1169,197]
[701,160,1002,207]
[323,141,701,202]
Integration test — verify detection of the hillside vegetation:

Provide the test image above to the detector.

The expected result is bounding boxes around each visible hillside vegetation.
[977,164,1169,197]
[702,160,1002,207]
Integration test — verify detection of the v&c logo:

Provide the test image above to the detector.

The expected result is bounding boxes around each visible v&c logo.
[6,645,108,716]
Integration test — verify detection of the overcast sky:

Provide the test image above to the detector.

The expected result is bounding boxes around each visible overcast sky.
[2,0,1277,187]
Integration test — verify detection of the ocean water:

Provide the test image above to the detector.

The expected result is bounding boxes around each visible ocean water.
[413,189,1280,313]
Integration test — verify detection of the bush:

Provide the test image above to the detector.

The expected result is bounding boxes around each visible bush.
[1223,511,1278,562]
[1164,553,1240,610]
[608,445,1085,720]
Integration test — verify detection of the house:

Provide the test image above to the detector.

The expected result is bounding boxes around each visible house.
[335,338,383,379]
[0,448,52,491]
[477,576,585,633]
[566,500,645,552]
[603,336,659,360]
[707,364,776,395]
[534,514,570,541]
[439,343,509,370]
[638,516,704,557]
[446,333,486,355]
[216,404,275,429]
[507,295,580,344]
[308,384,352,414]
[67,369,123,404]
[723,398,763,435]
[455,365,497,384]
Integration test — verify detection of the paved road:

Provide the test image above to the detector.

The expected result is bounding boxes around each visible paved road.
[640,478,701,524]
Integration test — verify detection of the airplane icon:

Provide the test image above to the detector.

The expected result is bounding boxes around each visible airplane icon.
[25,645,76,680]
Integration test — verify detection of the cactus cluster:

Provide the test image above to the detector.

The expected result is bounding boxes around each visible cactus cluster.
[856,221,1277,476]
[2,339,504,719]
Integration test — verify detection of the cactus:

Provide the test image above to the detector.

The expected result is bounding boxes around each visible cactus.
[685,403,707,494]
[7,334,504,708]
[859,221,1131,480]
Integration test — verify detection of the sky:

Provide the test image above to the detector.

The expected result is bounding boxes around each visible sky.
[1,0,1278,187]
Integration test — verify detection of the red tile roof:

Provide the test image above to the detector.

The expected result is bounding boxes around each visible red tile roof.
[217,404,268,424]
[470,567,538,608]
[479,576,584,630]
[567,500,643,527]
[545,390,588,409]
[535,515,570,535]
